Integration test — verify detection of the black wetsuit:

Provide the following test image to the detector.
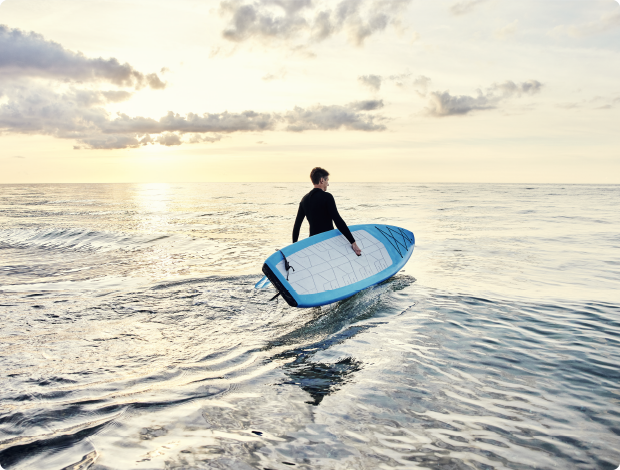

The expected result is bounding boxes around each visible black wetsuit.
[292,188,355,244]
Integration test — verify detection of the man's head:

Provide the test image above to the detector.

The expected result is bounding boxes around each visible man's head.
[310,167,330,191]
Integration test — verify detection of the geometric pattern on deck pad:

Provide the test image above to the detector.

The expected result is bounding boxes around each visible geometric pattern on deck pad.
[276,230,393,296]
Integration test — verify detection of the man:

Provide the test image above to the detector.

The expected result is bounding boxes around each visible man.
[292,167,362,256]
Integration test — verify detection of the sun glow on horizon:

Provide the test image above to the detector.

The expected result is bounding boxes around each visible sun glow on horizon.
[0,0,618,183]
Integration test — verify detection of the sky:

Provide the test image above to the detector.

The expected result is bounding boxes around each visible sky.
[0,0,619,183]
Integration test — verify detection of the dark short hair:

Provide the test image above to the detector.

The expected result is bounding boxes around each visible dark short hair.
[310,167,330,184]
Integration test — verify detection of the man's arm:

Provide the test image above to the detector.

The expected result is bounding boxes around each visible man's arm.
[292,203,306,243]
[326,193,359,249]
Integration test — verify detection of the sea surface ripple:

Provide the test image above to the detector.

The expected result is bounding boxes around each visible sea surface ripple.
[0,183,618,469]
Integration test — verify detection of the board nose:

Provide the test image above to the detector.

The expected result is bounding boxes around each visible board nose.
[406,229,415,246]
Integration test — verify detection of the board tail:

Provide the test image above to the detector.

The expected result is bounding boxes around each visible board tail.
[261,264,298,307]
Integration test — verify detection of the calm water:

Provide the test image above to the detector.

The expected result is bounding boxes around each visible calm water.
[0,183,618,470]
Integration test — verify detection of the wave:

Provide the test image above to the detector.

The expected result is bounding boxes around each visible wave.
[0,228,184,253]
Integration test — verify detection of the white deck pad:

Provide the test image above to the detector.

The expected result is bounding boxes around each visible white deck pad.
[275,230,392,296]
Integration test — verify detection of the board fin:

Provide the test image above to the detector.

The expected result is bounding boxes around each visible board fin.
[254,275,272,289]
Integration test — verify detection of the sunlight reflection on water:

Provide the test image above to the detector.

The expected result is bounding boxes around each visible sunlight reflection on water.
[0,183,619,469]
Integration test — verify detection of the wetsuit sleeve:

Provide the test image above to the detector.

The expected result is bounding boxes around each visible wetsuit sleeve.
[292,203,305,243]
[326,194,355,244]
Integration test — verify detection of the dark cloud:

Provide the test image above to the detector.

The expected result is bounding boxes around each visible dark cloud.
[0,81,384,149]
[449,0,489,16]
[425,80,543,117]
[219,0,412,48]
[0,25,166,89]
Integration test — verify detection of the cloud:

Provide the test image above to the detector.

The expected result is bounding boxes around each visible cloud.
[426,91,495,117]
[0,81,384,148]
[103,109,276,135]
[449,0,489,16]
[186,133,224,143]
[493,80,542,97]
[220,0,310,42]
[284,103,386,131]
[425,80,543,117]
[551,10,620,37]
[76,134,142,150]
[592,95,620,110]
[155,132,183,146]
[413,75,431,95]
[100,90,133,103]
[219,0,413,48]
[358,74,382,91]
[0,83,271,148]
[358,72,412,91]
[0,24,384,150]
[387,72,411,87]
[348,99,384,111]
[0,25,166,89]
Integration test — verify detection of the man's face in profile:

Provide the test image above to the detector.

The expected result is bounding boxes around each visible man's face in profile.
[318,177,329,191]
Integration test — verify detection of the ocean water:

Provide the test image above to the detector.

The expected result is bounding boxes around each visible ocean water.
[0,183,618,470]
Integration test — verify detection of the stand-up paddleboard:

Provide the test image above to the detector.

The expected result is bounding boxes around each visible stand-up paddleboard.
[259,224,414,308]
